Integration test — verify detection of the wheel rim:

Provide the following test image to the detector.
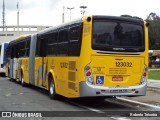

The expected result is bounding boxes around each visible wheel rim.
[50,81,54,95]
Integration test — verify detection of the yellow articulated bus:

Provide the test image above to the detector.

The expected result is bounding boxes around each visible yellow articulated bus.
[6,15,149,99]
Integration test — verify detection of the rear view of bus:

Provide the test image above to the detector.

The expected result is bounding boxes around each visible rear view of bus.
[80,16,148,97]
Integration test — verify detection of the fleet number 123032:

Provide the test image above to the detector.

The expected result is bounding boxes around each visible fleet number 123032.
[115,62,132,67]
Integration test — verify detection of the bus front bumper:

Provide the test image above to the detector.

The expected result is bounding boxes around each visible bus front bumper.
[79,82,147,97]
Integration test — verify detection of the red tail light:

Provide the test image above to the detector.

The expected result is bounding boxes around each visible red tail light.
[86,71,91,76]
[143,72,147,77]
[84,64,94,85]
[140,65,148,85]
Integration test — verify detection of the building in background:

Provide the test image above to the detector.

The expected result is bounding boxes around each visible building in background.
[0,25,50,44]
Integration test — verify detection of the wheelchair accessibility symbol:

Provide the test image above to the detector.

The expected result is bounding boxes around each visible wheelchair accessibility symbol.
[96,76,104,84]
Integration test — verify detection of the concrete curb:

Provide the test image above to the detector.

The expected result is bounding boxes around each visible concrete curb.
[147,79,160,89]
[148,69,160,71]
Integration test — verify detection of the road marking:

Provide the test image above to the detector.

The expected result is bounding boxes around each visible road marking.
[66,99,132,119]
[117,97,160,110]
[65,100,105,113]
[110,117,131,120]
[66,97,160,119]
[5,93,11,97]
[5,93,24,96]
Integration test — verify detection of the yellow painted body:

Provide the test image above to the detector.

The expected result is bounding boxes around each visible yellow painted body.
[47,57,80,97]
[8,16,148,98]
[18,58,29,83]
[44,17,148,98]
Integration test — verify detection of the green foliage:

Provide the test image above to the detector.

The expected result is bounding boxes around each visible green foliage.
[146,12,160,50]
[148,70,160,80]
[153,43,160,50]
[121,15,143,20]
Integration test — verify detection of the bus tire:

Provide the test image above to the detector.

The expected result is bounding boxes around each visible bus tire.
[21,72,26,87]
[49,76,58,100]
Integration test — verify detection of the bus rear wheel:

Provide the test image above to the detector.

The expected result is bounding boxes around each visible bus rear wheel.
[49,76,58,100]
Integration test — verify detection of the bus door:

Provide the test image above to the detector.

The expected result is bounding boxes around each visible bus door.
[41,37,47,87]
[9,45,17,79]
[34,56,42,86]
[12,45,18,79]
[35,36,47,87]
[9,46,14,78]
[23,39,30,83]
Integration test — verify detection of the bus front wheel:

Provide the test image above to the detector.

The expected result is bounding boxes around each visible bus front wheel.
[49,76,58,100]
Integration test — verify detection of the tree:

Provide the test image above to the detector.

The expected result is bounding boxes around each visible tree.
[146,12,160,50]
[147,12,160,21]
[121,14,143,20]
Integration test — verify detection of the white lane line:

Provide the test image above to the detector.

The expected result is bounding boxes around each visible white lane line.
[65,100,105,113]
[117,97,160,110]
[66,100,132,120]
[110,117,131,120]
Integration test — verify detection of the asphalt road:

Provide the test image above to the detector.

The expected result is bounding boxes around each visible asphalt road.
[0,77,160,120]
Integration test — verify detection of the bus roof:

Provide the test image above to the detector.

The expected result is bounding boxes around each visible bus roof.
[37,18,83,36]
[92,15,144,24]
[15,34,31,41]
[37,15,144,36]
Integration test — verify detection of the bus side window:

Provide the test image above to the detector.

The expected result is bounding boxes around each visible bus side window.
[17,42,21,58]
[36,37,41,57]
[69,24,82,56]
[36,35,47,57]
[57,28,69,56]
[11,46,14,59]
[7,46,11,59]
[18,41,26,57]
[25,38,31,57]
[13,44,17,58]
[47,31,58,56]
[41,37,47,57]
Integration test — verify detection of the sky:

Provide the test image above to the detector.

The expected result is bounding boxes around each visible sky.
[0,0,159,26]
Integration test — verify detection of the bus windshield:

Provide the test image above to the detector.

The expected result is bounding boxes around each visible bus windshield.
[92,21,144,52]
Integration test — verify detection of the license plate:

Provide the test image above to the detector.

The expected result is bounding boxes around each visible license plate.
[110,89,127,93]
[112,76,123,81]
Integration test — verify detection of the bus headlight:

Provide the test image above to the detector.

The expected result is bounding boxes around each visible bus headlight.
[84,64,94,85]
